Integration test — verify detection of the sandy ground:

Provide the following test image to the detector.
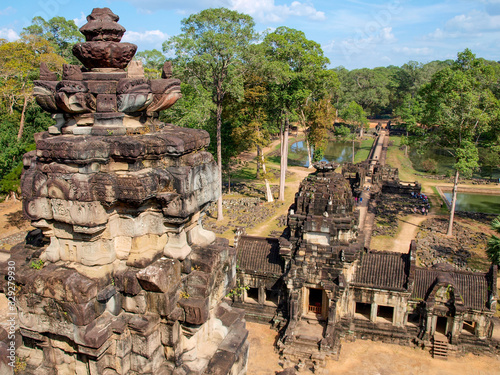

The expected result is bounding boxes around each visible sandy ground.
[0,199,32,241]
[246,322,500,375]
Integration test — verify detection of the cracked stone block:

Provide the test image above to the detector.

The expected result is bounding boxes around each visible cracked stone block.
[136,258,181,293]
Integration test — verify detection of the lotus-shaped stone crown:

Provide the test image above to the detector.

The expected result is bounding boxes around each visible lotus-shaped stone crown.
[73,7,136,69]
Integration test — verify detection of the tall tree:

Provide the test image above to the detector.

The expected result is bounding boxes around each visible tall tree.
[306,97,335,164]
[299,69,339,168]
[263,26,329,201]
[420,49,499,236]
[486,216,500,266]
[22,16,83,63]
[0,35,65,140]
[164,8,256,220]
[341,101,368,163]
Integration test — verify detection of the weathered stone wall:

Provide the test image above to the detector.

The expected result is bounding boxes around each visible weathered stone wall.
[0,7,249,375]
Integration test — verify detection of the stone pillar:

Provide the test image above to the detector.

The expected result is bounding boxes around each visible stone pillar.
[258,285,265,305]
[429,315,437,336]
[370,303,378,322]
[477,316,488,339]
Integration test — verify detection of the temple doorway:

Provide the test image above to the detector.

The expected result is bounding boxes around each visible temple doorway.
[436,316,448,335]
[308,288,323,315]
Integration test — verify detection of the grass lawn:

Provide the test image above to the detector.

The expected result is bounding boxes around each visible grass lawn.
[354,137,375,164]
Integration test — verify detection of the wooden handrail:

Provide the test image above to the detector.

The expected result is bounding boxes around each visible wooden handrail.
[308,305,321,314]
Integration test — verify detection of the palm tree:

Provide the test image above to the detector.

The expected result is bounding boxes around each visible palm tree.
[486,216,500,265]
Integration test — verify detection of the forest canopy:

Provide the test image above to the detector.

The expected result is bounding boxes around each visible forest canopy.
[0,10,499,199]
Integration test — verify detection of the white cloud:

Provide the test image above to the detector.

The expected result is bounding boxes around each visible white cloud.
[122,30,169,44]
[445,10,500,33]
[120,0,325,22]
[230,0,325,22]
[393,46,433,56]
[336,26,397,63]
[424,9,500,42]
[0,6,16,16]
[73,12,86,27]
[379,27,396,43]
[322,40,335,53]
[0,28,19,41]
[117,0,229,13]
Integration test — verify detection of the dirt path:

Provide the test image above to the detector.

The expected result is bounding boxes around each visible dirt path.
[238,137,283,164]
[371,214,432,252]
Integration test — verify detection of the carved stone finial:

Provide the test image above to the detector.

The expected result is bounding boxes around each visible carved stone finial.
[39,62,57,81]
[79,7,125,42]
[62,64,83,81]
[162,61,173,79]
[127,60,145,78]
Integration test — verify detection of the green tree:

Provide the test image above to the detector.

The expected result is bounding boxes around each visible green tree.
[22,16,83,63]
[336,66,395,117]
[299,69,339,168]
[0,105,54,198]
[306,97,335,164]
[420,49,500,236]
[0,35,65,140]
[263,26,329,200]
[341,101,368,163]
[486,216,500,266]
[164,8,256,220]
[135,49,166,78]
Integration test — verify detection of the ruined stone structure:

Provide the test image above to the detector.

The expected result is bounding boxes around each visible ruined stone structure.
[4,8,248,374]
[233,160,499,369]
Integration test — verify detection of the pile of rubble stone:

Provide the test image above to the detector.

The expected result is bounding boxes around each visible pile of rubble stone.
[416,218,490,271]
[204,197,280,232]
[371,192,427,236]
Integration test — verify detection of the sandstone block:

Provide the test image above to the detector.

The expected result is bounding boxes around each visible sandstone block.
[86,80,118,94]
[62,299,106,326]
[178,297,209,325]
[187,224,216,247]
[24,197,53,221]
[164,231,191,260]
[96,94,117,112]
[31,266,98,304]
[132,330,161,357]
[114,236,132,260]
[115,331,132,358]
[128,314,160,336]
[113,267,142,296]
[136,258,181,293]
[123,291,147,314]
[204,349,236,375]
[73,41,137,69]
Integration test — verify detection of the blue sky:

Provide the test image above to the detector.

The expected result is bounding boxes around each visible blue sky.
[0,0,499,69]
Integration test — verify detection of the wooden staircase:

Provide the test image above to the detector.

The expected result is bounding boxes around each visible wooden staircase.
[432,336,448,359]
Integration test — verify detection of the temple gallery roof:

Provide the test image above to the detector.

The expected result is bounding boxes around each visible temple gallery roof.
[353,251,410,291]
[236,236,284,275]
[412,267,490,311]
[353,250,492,311]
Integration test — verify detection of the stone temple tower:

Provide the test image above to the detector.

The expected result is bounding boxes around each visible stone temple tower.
[7,8,248,374]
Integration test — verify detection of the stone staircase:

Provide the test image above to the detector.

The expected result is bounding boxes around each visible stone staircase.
[432,336,448,359]
[281,318,329,369]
